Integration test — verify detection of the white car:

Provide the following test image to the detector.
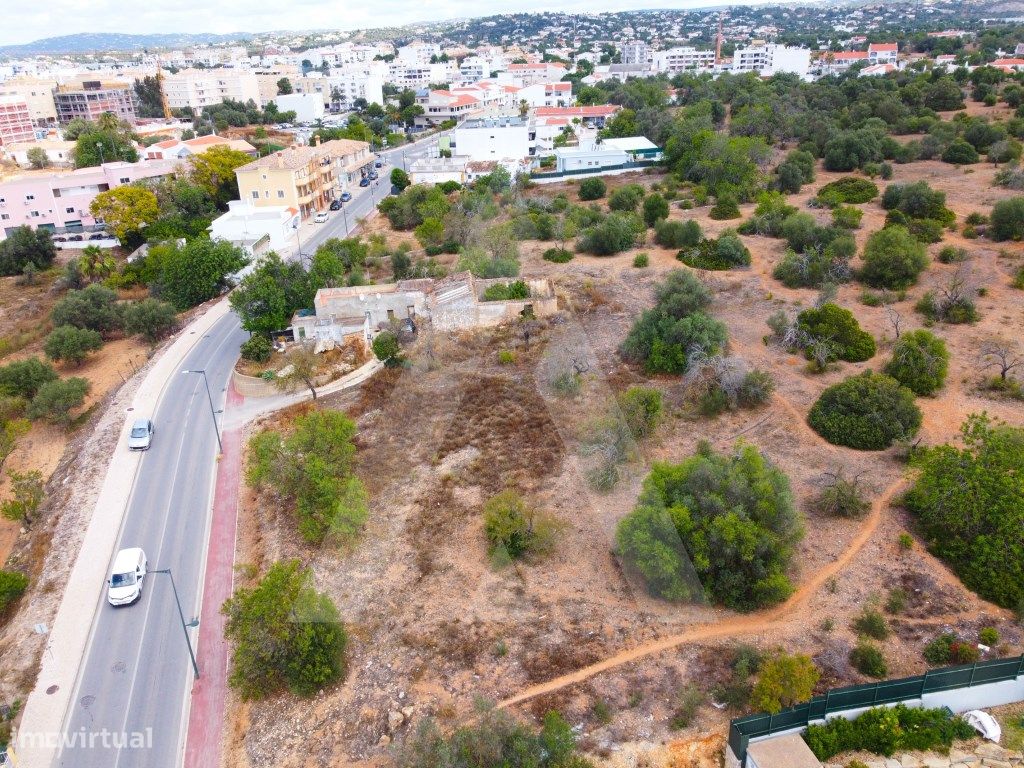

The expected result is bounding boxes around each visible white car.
[127,418,154,450]
[108,548,148,606]
[313,211,329,223]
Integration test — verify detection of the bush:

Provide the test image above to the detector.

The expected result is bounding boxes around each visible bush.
[804,704,975,760]
[852,606,890,640]
[246,410,366,544]
[26,377,90,426]
[577,212,643,255]
[817,177,879,204]
[937,245,968,264]
[817,471,870,518]
[915,290,979,325]
[122,298,178,343]
[781,213,841,254]
[980,627,1000,646]
[542,247,573,263]
[240,335,273,363]
[942,139,980,165]
[617,386,662,439]
[679,231,751,271]
[881,181,955,224]
[483,489,557,563]
[886,588,908,614]
[620,269,727,373]
[0,358,58,399]
[223,559,347,699]
[482,280,529,301]
[0,569,29,616]
[796,303,876,363]
[808,372,922,450]
[884,329,949,395]
[43,325,103,366]
[880,162,894,180]
[860,226,929,289]
[990,196,1024,240]
[832,205,864,230]
[578,177,606,201]
[923,633,981,665]
[633,253,649,268]
[616,441,802,611]
[608,183,645,212]
[371,330,401,365]
[773,239,854,288]
[655,219,702,248]
[850,640,888,678]
[740,191,797,237]
[144,238,248,311]
[51,283,123,337]
[904,414,1024,609]
[709,191,741,220]
[0,226,56,276]
[642,193,670,226]
[751,653,820,714]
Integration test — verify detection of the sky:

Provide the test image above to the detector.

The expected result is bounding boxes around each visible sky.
[2,0,773,47]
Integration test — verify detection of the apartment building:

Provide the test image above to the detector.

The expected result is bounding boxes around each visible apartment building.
[731,44,811,77]
[234,138,372,220]
[53,81,137,125]
[0,159,177,238]
[0,76,58,124]
[161,68,262,110]
[451,116,534,163]
[293,69,385,110]
[252,65,302,106]
[414,90,482,129]
[516,81,572,109]
[0,97,36,145]
[388,61,458,90]
[396,43,442,66]
[458,55,506,83]
[652,46,717,73]
[868,43,898,64]
[496,62,568,87]
[275,93,325,123]
[621,42,653,66]
[534,105,619,128]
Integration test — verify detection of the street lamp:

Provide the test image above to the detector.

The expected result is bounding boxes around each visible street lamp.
[151,569,200,679]
[96,141,105,164]
[181,369,222,453]
[292,221,305,263]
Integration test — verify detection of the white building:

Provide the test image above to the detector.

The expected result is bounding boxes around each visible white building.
[731,44,810,77]
[552,142,630,173]
[162,68,262,110]
[621,42,653,66]
[652,46,717,74]
[2,138,76,168]
[409,155,469,185]
[209,200,300,256]
[516,81,572,109]
[397,43,442,66]
[451,116,533,163]
[274,92,326,123]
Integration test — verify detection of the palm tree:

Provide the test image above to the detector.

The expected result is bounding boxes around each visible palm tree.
[79,245,117,283]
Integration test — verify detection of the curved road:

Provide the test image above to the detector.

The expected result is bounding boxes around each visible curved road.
[51,133,435,767]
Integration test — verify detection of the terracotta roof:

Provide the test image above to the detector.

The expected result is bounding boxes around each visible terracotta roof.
[185,134,227,146]
[508,62,566,70]
[545,82,571,90]
[449,94,480,107]
[534,105,618,117]
[236,139,369,172]
[154,139,179,149]
[831,51,869,60]
[869,43,898,52]
[992,58,1024,67]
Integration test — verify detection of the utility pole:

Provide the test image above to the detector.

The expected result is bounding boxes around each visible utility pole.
[181,369,222,453]
[151,569,200,679]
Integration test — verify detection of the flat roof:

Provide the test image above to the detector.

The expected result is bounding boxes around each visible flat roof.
[747,735,822,768]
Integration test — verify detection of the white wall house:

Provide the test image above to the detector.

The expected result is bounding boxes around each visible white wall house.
[552,142,630,173]
[274,93,325,124]
[451,117,533,163]
[162,68,262,110]
[208,200,300,256]
[732,44,810,77]
[652,46,717,73]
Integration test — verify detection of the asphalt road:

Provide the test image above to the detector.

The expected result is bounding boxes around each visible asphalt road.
[56,315,247,768]
[51,129,442,768]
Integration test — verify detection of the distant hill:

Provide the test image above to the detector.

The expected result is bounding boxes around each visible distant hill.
[0,32,252,55]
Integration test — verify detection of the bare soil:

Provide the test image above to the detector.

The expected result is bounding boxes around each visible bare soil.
[225,131,1024,767]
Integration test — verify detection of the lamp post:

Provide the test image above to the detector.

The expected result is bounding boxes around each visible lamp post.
[96,141,105,164]
[181,369,222,453]
[292,221,304,263]
[151,569,200,679]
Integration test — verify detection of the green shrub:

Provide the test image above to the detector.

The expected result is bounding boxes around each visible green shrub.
[483,489,558,563]
[550,370,581,397]
[709,191,741,220]
[817,177,879,204]
[482,280,530,301]
[678,231,751,270]
[850,640,888,678]
[884,329,949,395]
[781,213,841,254]
[122,298,178,343]
[915,290,979,325]
[642,193,670,226]
[608,183,645,212]
[615,441,802,611]
[773,238,854,288]
[223,559,347,699]
[923,633,981,665]
[633,253,649,268]
[979,627,1000,646]
[740,191,797,237]
[832,205,864,230]
[26,377,90,426]
[0,358,58,399]
[751,653,820,714]
[860,226,929,289]
[670,684,705,729]
[578,177,606,201]
[542,247,573,263]
[817,471,870,518]
[577,212,644,255]
[937,245,968,264]
[882,181,955,224]
[43,325,103,366]
[372,330,402,365]
[904,414,1024,609]
[0,569,29,616]
[885,588,908,614]
[804,704,975,760]
[617,386,662,439]
[240,335,273,364]
[796,303,876,363]
[898,532,914,550]
[990,196,1024,240]
[497,349,516,365]
[852,606,890,640]
[51,283,123,336]
[655,219,702,248]
[942,139,980,165]
[808,372,922,450]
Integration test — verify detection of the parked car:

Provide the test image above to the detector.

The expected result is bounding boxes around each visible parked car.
[68,234,83,241]
[368,171,378,180]
[359,177,370,187]
[314,211,329,223]
[127,418,154,451]
[107,547,148,606]
[374,160,383,168]
[329,199,342,211]
[340,191,352,202]
[53,236,67,243]
[88,233,107,241]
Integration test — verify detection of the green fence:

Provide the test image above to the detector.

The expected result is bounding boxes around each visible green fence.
[729,654,1024,764]
[531,159,659,180]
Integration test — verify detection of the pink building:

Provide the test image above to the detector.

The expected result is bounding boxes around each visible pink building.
[0,96,36,146]
[0,159,178,240]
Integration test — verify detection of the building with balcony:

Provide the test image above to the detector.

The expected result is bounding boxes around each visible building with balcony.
[0,96,36,146]
[0,76,58,125]
[414,90,482,129]
[53,81,137,125]
[652,46,717,73]
[451,116,534,163]
[0,160,177,239]
[233,138,372,220]
[731,44,811,77]
[161,68,262,111]
[622,42,653,66]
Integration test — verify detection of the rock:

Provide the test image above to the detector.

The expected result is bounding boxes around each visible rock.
[388,710,404,732]
[886,759,903,768]
[378,734,391,747]
[950,751,973,764]
[978,746,1009,760]
[902,756,921,768]
[982,760,1013,768]
[401,706,414,720]
[923,756,950,768]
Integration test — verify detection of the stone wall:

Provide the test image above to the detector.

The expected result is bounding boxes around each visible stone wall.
[825,741,1022,768]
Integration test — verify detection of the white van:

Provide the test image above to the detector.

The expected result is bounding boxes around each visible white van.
[108,548,148,606]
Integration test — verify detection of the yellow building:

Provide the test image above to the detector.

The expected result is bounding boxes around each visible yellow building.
[233,138,372,220]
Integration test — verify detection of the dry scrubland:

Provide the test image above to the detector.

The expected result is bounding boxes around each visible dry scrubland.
[228,151,1024,767]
